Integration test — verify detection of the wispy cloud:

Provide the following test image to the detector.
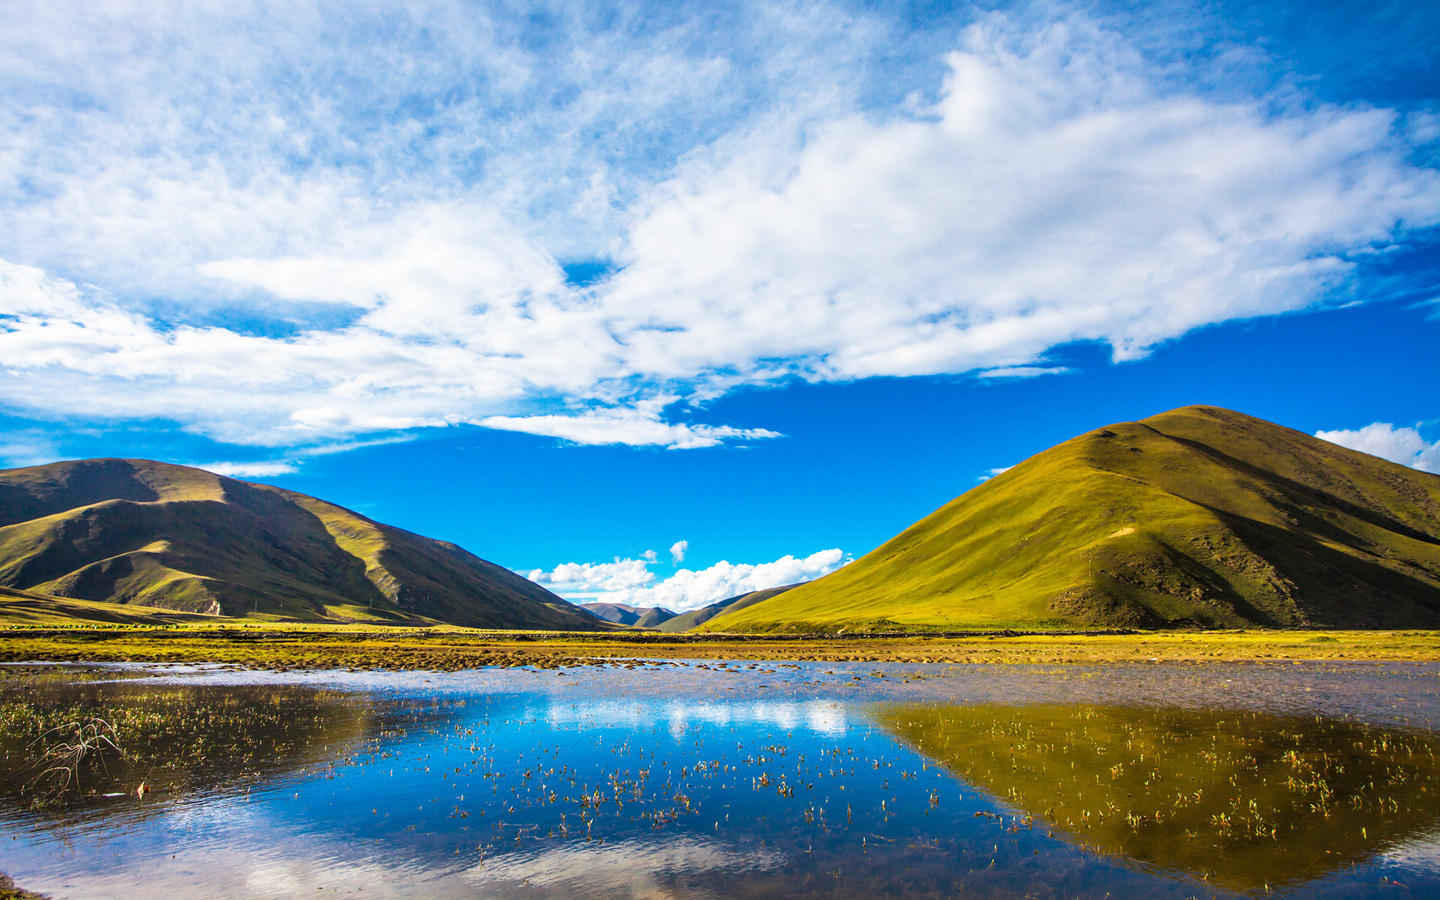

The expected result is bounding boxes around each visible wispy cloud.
[978,366,1072,379]
[293,436,418,457]
[528,547,846,612]
[1,4,1437,450]
[1315,423,1440,473]
[978,465,1015,481]
[194,460,301,478]
[0,431,61,468]
[478,409,783,450]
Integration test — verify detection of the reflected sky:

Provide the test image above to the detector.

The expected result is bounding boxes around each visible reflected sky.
[6,661,1440,898]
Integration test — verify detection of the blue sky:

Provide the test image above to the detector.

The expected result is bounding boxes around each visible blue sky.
[1,0,1437,611]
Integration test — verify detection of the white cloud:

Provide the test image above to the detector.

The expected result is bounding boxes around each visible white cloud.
[1,6,1438,450]
[530,547,846,612]
[1315,422,1440,473]
[978,465,1014,481]
[478,408,783,450]
[526,557,656,595]
[195,460,300,478]
[642,548,658,562]
[669,539,688,563]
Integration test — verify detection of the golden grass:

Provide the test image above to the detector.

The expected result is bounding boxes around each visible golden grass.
[2,625,1439,670]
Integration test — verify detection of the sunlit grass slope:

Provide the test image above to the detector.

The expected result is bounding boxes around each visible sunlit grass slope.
[0,585,220,625]
[704,406,1440,631]
[0,459,601,629]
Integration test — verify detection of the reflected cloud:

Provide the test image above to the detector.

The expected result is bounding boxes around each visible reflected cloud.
[464,836,786,895]
[544,698,848,737]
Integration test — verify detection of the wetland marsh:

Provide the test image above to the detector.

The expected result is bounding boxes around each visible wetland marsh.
[5,660,1440,897]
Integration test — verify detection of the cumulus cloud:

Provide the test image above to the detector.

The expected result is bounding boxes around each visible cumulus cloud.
[1,4,1438,451]
[669,539,688,563]
[1315,423,1440,473]
[526,557,656,596]
[529,547,846,612]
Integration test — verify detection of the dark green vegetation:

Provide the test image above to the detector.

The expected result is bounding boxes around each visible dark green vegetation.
[580,602,677,627]
[0,459,600,629]
[0,667,369,819]
[707,406,1440,632]
[877,702,1440,893]
[655,583,803,632]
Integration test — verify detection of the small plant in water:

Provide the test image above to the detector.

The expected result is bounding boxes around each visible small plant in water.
[28,717,121,798]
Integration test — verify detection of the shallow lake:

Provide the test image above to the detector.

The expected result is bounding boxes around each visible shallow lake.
[5,660,1440,898]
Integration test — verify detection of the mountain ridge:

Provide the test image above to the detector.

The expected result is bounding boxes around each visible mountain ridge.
[0,458,602,629]
[580,602,678,627]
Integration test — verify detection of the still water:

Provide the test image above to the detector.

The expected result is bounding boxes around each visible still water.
[4,660,1440,898]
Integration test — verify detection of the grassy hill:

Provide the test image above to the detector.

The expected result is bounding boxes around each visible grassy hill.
[702,406,1440,632]
[0,459,601,629]
[580,602,677,627]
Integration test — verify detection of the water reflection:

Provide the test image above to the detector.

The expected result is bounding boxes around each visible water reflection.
[876,702,1440,893]
[5,664,1440,898]
[0,671,372,830]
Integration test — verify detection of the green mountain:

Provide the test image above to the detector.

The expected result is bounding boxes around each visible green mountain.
[655,583,804,632]
[0,458,601,629]
[703,406,1440,632]
[580,602,677,627]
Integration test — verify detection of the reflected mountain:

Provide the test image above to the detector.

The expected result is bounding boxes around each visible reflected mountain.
[875,702,1440,893]
[0,675,374,829]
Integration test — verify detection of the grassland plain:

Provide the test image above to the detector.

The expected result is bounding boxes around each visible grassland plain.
[704,406,1440,633]
[3,623,1440,669]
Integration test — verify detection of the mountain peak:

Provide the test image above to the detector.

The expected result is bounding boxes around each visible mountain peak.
[703,406,1440,632]
[0,458,602,629]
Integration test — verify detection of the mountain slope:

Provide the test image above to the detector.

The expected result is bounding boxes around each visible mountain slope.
[655,584,804,632]
[580,602,677,627]
[702,406,1440,632]
[0,459,601,629]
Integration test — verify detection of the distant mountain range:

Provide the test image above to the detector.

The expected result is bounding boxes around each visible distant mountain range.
[580,602,678,627]
[702,406,1440,632]
[654,584,804,632]
[0,459,601,629]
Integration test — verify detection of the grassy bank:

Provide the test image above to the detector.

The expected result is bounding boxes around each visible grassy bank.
[2,624,1440,669]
